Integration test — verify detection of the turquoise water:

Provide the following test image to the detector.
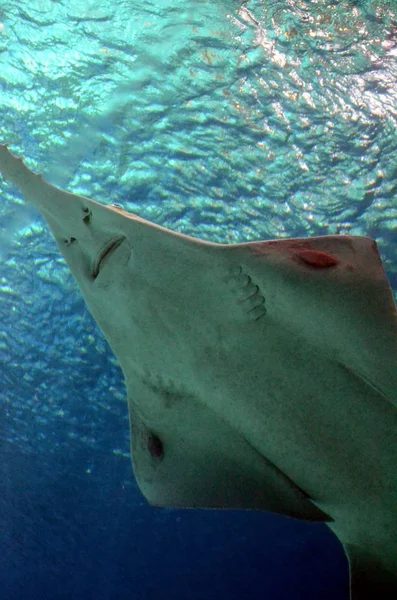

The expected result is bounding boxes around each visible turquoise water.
[0,1,396,599]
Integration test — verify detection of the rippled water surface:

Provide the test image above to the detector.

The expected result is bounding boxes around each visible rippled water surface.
[0,1,396,599]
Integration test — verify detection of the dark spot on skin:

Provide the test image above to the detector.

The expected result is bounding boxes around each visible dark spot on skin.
[147,433,164,459]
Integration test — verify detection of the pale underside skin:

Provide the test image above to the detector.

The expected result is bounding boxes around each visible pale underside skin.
[1,145,397,599]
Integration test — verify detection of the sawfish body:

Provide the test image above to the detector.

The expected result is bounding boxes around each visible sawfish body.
[1,144,396,599]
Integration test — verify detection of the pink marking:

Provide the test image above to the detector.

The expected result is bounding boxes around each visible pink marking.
[294,249,338,268]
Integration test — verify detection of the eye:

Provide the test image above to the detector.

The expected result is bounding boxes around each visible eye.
[64,237,76,246]
[82,207,92,224]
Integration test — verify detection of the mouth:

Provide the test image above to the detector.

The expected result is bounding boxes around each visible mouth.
[92,236,126,279]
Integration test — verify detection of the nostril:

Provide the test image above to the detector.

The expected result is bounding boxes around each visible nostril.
[64,237,77,246]
[82,207,92,224]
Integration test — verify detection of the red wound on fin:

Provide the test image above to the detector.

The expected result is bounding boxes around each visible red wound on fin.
[295,249,338,268]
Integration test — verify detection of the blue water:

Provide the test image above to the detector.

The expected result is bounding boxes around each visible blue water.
[0,1,396,599]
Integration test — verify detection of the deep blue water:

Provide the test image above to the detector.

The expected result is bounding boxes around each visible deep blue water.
[0,1,396,599]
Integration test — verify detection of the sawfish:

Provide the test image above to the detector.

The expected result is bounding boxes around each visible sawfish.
[0,144,396,599]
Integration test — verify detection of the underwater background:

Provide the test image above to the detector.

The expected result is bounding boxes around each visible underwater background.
[0,1,396,599]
